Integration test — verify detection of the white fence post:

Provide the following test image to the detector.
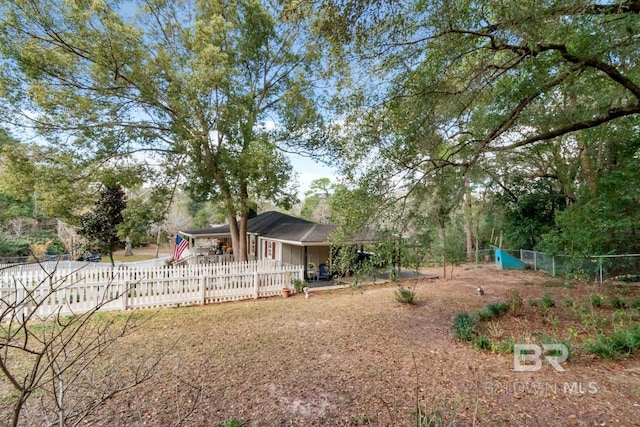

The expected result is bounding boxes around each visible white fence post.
[16,284,24,320]
[200,276,206,304]
[253,272,259,299]
[122,282,128,311]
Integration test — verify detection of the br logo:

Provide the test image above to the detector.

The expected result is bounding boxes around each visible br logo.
[513,344,568,372]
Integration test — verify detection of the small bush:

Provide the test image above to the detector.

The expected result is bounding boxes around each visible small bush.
[610,296,629,309]
[507,289,523,314]
[487,302,509,317]
[292,279,306,293]
[222,418,245,427]
[584,324,640,359]
[528,299,538,307]
[475,333,492,350]
[542,292,556,308]
[395,286,416,304]
[491,337,515,354]
[590,293,604,308]
[476,308,494,321]
[452,312,477,342]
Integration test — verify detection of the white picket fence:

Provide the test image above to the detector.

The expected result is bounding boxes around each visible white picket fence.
[0,260,304,319]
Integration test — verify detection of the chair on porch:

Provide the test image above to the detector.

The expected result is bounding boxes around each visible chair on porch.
[318,263,330,281]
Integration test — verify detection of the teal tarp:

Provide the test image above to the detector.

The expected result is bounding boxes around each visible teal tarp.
[495,248,526,270]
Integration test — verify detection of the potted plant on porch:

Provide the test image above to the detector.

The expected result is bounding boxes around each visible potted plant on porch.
[282,271,292,298]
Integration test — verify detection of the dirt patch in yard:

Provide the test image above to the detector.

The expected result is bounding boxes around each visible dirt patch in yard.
[2,263,639,426]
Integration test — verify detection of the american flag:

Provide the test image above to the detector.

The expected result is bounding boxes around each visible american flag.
[173,235,189,261]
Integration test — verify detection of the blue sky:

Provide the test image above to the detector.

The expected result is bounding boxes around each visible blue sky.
[289,153,338,197]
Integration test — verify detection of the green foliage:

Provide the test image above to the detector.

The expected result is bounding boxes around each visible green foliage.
[541,293,556,309]
[395,286,416,305]
[491,336,515,354]
[610,296,630,310]
[316,0,640,262]
[0,237,30,256]
[0,0,326,261]
[118,185,171,246]
[486,302,509,317]
[78,184,126,258]
[476,308,493,322]
[291,279,306,293]
[617,274,640,283]
[415,406,455,427]
[476,302,509,321]
[474,333,492,351]
[221,418,245,427]
[451,312,476,342]
[300,178,334,223]
[584,324,640,359]
[590,294,604,308]
[507,290,523,315]
[498,179,565,250]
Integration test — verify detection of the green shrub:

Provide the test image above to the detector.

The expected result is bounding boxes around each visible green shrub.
[542,292,556,308]
[476,302,509,321]
[292,278,306,293]
[395,286,416,304]
[476,307,494,321]
[487,302,509,317]
[528,299,538,307]
[584,324,640,359]
[584,335,617,359]
[452,312,476,342]
[590,293,604,308]
[507,289,523,314]
[491,337,515,354]
[610,296,629,309]
[222,418,245,427]
[475,333,492,350]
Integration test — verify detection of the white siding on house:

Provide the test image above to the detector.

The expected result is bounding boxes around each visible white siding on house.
[281,244,304,265]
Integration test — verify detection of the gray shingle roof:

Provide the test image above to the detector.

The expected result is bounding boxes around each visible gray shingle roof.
[181,211,312,237]
[180,210,379,244]
[261,223,338,243]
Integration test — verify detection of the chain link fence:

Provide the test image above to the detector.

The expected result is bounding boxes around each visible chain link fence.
[520,250,640,284]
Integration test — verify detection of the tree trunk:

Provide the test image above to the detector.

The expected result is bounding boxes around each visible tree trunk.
[155,228,161,259]
[228,214,249,262]
[464,176,474,262]
[124,237,133,256]
[439,220,446,279]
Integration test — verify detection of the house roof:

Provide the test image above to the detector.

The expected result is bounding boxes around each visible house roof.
[180,211,312,238]
[180,210,380,245]
[261,223,379,245]
[261,223,337,243]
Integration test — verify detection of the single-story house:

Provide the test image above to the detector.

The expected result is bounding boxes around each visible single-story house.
[178,211,381,278]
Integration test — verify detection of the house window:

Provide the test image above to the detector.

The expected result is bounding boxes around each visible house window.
[250,236,255,256]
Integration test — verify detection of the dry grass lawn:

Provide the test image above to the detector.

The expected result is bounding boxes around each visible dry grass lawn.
[2,263,639,426]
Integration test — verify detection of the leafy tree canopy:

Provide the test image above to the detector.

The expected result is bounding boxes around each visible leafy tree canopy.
[0,0,329,260]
